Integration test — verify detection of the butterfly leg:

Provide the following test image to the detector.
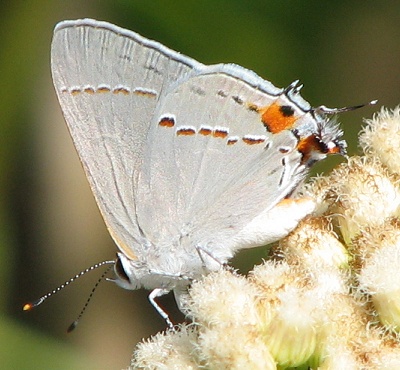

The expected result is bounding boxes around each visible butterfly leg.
[147,268,190,281]
[148,288,175,329]
[173,287,191,315]
[196,245,226,272]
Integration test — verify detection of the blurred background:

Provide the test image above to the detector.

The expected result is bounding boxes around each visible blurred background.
[1,1,399,369]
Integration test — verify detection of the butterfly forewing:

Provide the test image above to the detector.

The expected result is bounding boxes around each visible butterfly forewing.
[51,20,202,256]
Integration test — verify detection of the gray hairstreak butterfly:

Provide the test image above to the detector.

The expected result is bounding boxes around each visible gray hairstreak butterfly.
[32,18,372,328]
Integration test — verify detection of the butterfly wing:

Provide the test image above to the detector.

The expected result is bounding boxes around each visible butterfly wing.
[51,19,203,259]
[135,65,310,266]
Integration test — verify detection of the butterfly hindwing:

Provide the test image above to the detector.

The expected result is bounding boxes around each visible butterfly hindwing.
[135,67,306,262]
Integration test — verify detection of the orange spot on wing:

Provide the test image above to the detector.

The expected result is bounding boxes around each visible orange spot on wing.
[247,103,260,112]
[199,127,212,136]
[83,87,95,94]
[134,89,157,98]
[277,198,294,206]
[113,87,130,95]
[278,198,313,206]
[159,117,175,127]
[261,102,297,133]
[327,146,341,154]
[242,137,265,145]
[297,135,323,155]
[70,88,81,96]
[213,129,229,138]
[177,128,196,136]
[297,135,329,164]
[97,86,111,93]
[109,228,138,261]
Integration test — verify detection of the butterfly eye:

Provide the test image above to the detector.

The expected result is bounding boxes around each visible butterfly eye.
[114,256,130,283]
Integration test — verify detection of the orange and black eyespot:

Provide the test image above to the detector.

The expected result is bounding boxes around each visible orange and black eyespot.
[326,144,342,154]
[279,105,295,117]
[261,102,297,134]
[296,135,333,167]
[297,135,327,156]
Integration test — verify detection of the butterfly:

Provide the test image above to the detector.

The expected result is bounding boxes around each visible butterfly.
[49,18,353,327]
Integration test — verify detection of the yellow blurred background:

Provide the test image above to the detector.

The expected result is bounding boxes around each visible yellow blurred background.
[1,1,399,369]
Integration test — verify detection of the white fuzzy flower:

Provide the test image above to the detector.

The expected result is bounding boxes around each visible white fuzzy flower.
[360,106,400,174]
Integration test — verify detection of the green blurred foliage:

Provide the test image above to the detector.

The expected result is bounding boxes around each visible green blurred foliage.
[1,1,398,368]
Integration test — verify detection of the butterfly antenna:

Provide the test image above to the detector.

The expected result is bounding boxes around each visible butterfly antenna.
[67,263,114,333]
[23,260,115,311]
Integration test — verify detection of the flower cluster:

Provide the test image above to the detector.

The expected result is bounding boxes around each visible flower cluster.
[131,106,400,369]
